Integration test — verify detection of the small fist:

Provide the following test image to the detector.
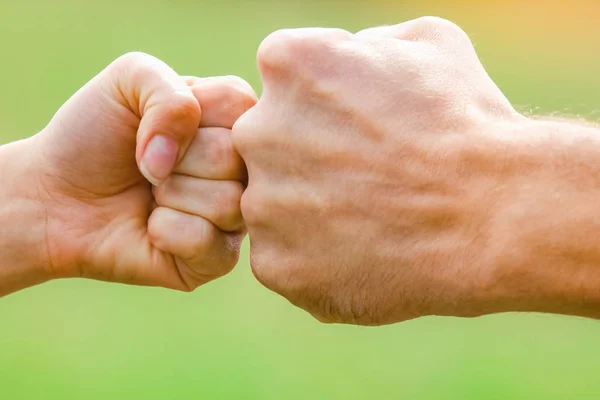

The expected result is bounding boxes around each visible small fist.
[33,53,256,291]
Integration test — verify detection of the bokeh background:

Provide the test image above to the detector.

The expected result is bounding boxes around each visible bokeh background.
[1,0,599,398]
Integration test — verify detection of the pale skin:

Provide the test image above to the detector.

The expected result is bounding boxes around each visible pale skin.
[0,52,256,297]
[232,17,600,325]
[3,18,600,327]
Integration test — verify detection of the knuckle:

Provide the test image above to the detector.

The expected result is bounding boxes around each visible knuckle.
[236,90,259,115]
[257,28,351,76]
[155,176,179,203]
[225,181,246,205]
[410,16,469,43]
[216,83,256,120]
[249,250,270,289]
[250,245,327,318]
[412,16,454,31]
[428,16,464,34]
[240,188,265,226]
[188,219,215,256]
[210,133,238,175]
[147,207,177,246]
[151,181,171,206]
[248,245,286,293]
[222,78,258,114]
[113,52,201,121]
[257,29,297,72]
[213,182,244,229]
[169,90,202,120]
[146,212,162,244]
[222,75,258,101]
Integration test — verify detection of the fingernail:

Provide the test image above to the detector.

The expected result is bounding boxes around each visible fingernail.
[140,135,179,186]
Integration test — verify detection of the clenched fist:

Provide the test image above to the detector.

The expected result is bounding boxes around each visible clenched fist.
[0,52,256,296]
[233,18,561,325]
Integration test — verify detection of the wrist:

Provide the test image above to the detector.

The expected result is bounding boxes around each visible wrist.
[483,117,600,318]
[0,137,55,296]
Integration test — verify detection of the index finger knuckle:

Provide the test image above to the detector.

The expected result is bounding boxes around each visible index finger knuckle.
[209,132,242,178]
[239,187,266,227]
[212,181,245,230]
[221,75,258,101]
[407,17,471,45]
[257,28,352,79]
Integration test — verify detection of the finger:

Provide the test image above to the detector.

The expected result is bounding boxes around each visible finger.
[107,52,201,186]
[174,127,246,181]
[153,174,245,232]
[148,207,245,288]
[183,76,257,129]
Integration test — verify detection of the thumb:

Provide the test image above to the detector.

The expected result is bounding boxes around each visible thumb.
[107,52,201,186]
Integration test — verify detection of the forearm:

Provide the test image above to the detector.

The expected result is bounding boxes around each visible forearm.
[0,138,51,296]
[489,118,600,318]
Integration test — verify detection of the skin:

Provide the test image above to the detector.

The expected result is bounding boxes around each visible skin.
[233,17,600,325]
[0,52,256,297]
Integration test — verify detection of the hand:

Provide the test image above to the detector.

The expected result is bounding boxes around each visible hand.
[233,18,532,325]
[23,52,256,292]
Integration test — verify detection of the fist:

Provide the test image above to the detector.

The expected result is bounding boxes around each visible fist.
[32,53,256,291]
[234,18,526,325]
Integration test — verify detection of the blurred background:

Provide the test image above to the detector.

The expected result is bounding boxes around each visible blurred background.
[1,0,599,398]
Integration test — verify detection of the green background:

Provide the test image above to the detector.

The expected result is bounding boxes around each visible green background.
[1,0,599,398]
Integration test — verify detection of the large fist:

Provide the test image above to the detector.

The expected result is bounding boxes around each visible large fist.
[233,18,528,325]
[28,52,256,292]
